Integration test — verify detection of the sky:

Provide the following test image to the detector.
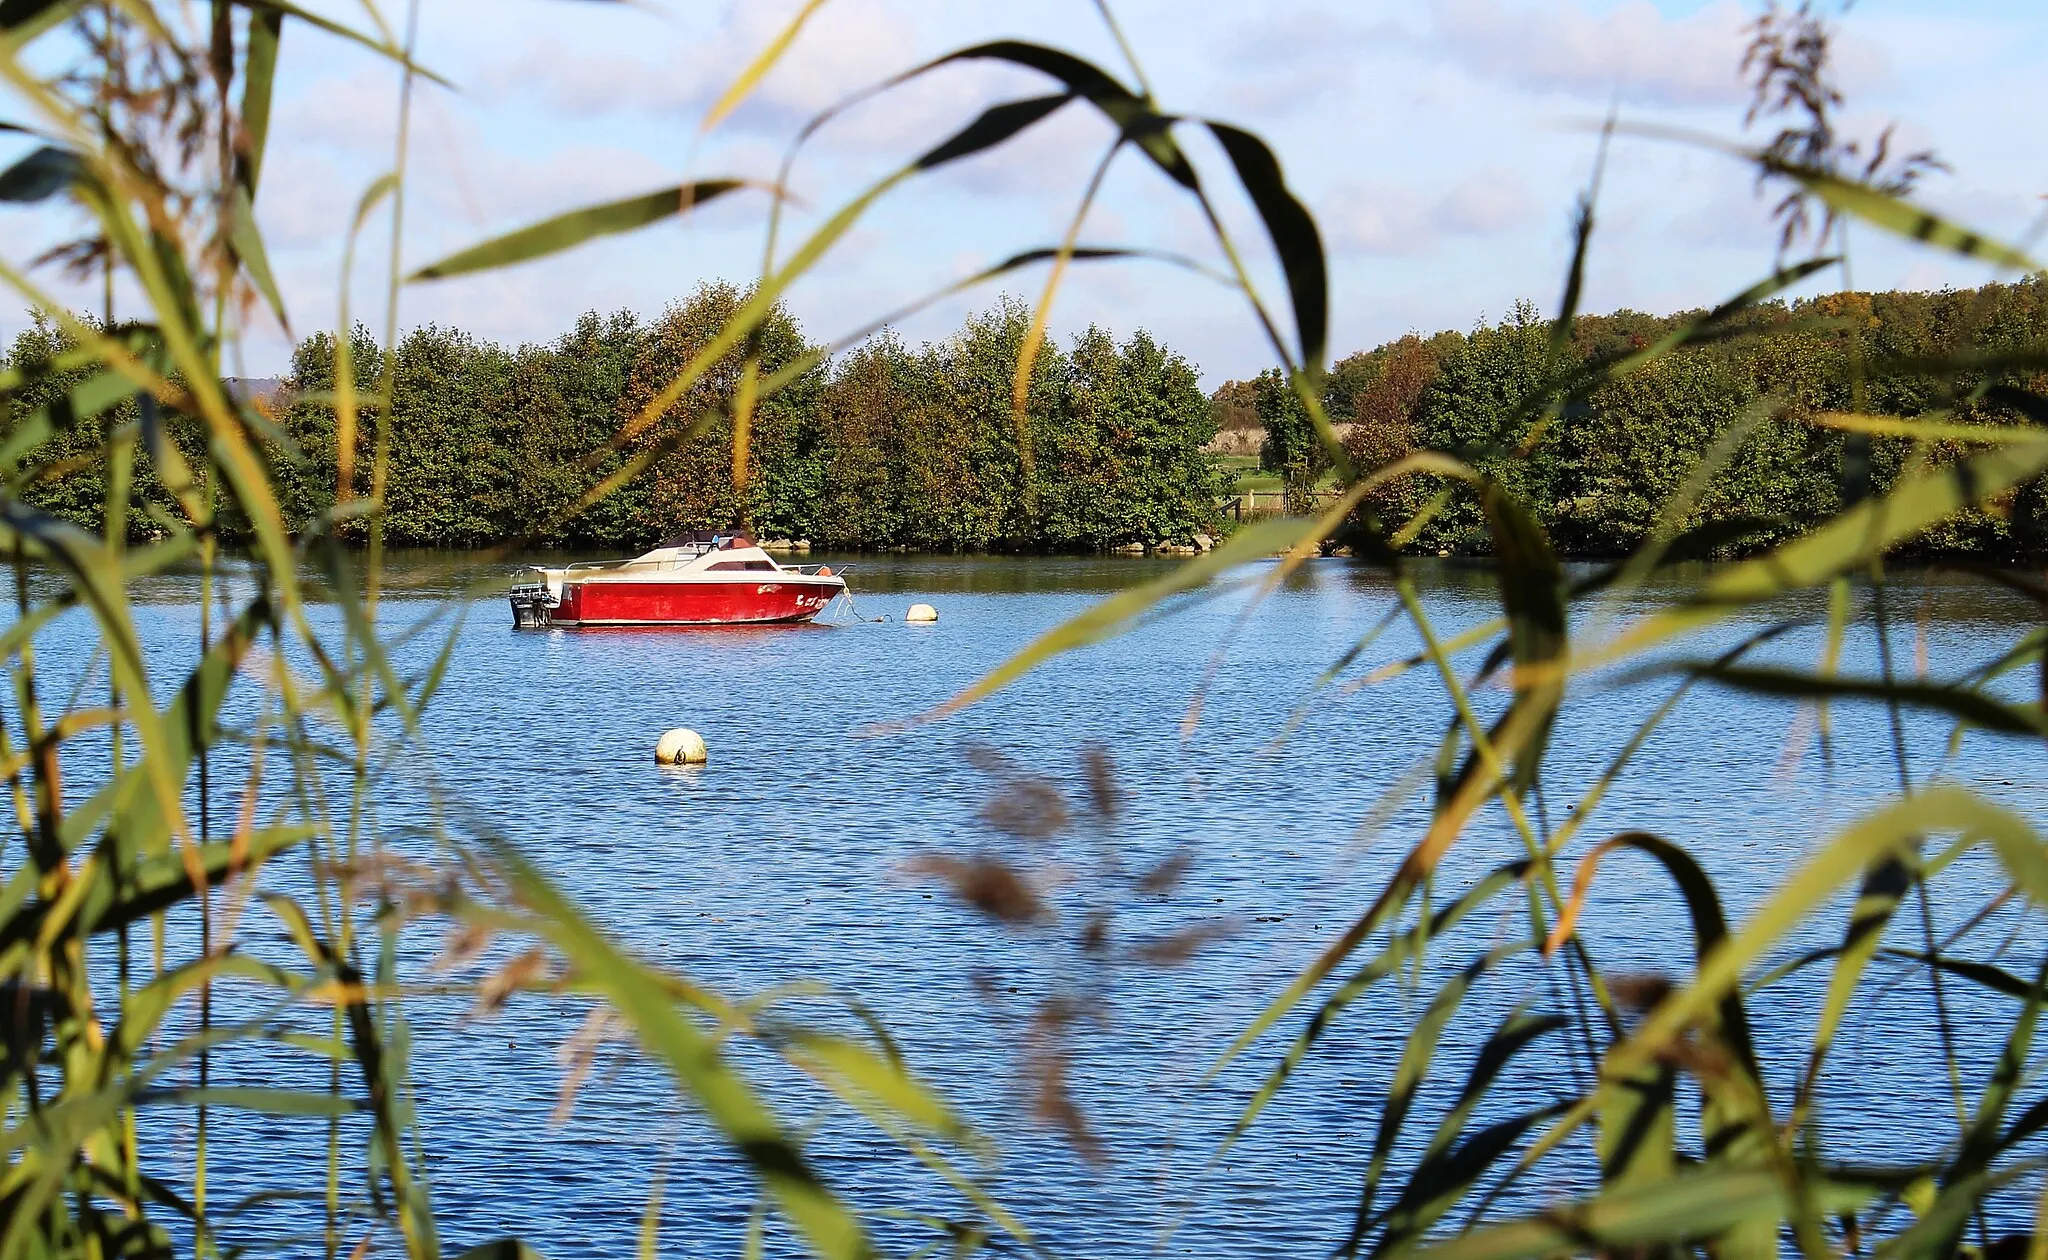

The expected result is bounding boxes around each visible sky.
[2,0,2043,386]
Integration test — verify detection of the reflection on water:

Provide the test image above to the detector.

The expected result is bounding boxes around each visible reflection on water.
[28,552,2048,1256]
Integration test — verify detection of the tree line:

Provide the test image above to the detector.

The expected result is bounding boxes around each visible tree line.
[0,285,1221,553]
[1229,278,2048,559]
[12,278,2048,560]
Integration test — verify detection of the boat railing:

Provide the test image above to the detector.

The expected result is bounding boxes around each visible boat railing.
[786,563,850,577]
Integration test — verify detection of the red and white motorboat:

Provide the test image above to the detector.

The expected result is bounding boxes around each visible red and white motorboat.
[508,532,847,628]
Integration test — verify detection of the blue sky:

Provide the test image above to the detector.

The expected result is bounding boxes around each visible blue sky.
[3,0,2042,385]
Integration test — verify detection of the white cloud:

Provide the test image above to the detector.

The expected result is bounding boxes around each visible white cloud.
[1323,183,1435,256]
[1213,6,1410,115]
[1430,0,1754,107]
[491,0,946,134]
[275,68,408,155]
[1322,168,1535,255]
[1437,167,1537,234]
[6,0,2041,389]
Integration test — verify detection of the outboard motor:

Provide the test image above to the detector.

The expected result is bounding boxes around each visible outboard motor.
[508,568,561,629]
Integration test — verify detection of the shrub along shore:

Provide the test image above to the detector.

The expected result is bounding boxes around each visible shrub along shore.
[1235,278,2048,559]
[8,278,2048,559]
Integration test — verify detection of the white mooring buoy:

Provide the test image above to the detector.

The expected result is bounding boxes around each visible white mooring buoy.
[655,728,708,766]
[905,603,938,623]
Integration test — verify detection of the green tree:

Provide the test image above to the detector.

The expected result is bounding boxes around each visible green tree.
[1040,326,1218,547]
[617,282,821,545]
[1342,333,1444,536]
[1410,301,1554,552]
[813,334,914,547]
[278,321,385,541]
[1253,367,1324,510]
[549,310,645,550]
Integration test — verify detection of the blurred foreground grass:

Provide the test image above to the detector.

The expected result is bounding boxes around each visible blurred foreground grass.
[5,2,2048,1258]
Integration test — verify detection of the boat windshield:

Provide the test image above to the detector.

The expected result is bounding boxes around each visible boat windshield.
[654,529,752,553]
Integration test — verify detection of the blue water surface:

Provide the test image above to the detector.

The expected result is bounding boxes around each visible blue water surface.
[33,553,2048,1257]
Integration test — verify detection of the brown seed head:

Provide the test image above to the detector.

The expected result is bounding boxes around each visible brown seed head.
[906,854,1051,924]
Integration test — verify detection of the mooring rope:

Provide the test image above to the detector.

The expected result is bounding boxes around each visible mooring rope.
[832,585,890,624]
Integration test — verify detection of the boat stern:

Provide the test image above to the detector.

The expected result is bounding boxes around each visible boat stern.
[509,567,566,629]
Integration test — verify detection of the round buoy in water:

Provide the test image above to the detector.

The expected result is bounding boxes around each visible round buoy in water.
[655,728,708,765]
[906,603,938,623]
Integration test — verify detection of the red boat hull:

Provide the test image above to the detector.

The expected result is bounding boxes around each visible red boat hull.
[553,578,838,627]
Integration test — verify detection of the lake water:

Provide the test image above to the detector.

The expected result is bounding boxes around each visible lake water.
[35,552,2048,1256]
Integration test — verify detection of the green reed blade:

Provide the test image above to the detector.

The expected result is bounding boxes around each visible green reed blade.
[1201,122,1325,371]
[1874,1163,2045,1260]
[1587,437,2048,671]
[56,596,270,860]
[1547,142,1609,362]
[0,0,73,40]
[1217,862,1529,1146]
[702,0,828,133]
[917,42,1193,188]
[911,516,1313,724]
[606,88,1117,456]
[637,1150,668,1260]
[915,94,1073,170]
[2000,1088,2048,1151]
[0,503,211,862]
[1938,956,2048,1243]
[120,823,313,918]
[1601,787,2032,1100]
[238,3,282,192]
[0,145,81,202]
[229,0,447,86]
[1479,479,1565,793]
[1582,834,1757,1068]
[23,826,314,946]
[1401,1008,1571,1184]
[1592,257,1837,384]
[112,954,303,1059]
[311,541,423,735]
[1353,945,1528,1236]
[471,840,871,1260]
[1811,411,2048,445]
[409,182,751,282]
[229,185,290,337]
[1508,787,2035,1189]
[450,1241,547,1260]
[781,1032,974,1146]
[62,368,136,424]
[1766,160,2040,272]
[1887,949,2033,1001]
[1376,1099,1574,1254]
[1660,662,2047,737]
[1403,1167,1874,1260]
[1210,854,1499,1086]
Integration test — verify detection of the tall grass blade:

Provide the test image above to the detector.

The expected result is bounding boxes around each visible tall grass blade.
[1766,160,2041,271]
[238,4,283,192]
[472,839,870,1260]
[912,516,1314,723]
[1219,863,1528,1141]
[703,0,830,133]
[1404,1168,1874,1260]
[1591,437,2048,667]
[1202,122,1325,369]
[410,182,751,281]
